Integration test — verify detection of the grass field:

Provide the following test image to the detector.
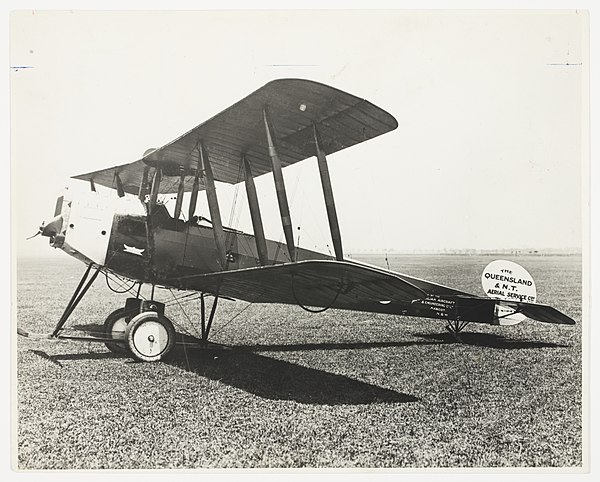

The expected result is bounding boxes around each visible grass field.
[15,253,582,469]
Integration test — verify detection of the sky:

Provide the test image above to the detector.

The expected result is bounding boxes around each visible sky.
[10,9,587,257]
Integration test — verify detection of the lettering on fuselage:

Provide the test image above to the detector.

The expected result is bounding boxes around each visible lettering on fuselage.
[413,295,457,319]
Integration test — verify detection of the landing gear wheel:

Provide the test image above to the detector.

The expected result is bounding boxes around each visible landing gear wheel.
[104,308,135,354]
[124,311,176,362]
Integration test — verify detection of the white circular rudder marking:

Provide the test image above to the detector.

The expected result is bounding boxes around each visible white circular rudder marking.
[481,260,537,325]
[481,260,537,302]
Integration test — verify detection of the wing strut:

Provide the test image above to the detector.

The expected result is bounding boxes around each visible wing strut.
[138,166,150,202]
[188,162,201,221]
[200,142,227,269]
[115,171,125,198]
[173,170,186,220]
[149,166,162,210]
[313,123,344,261]
[243,155,269,265]
[263,107,296,262]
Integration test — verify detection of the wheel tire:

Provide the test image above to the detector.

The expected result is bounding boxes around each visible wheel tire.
[124,311,176,362]
[104,308,136,355]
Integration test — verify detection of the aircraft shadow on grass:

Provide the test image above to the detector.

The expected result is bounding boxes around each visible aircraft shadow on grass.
[28,325,566,404]
[30,349,123,368]
[158,331,566,403]
[167,345,418,406]
[413,332,569,349]
[28,331,418,405]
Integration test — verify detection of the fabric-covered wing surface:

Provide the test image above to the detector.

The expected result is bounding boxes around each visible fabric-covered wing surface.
[169,260,576,325]
[172,260,427,309]
[73,79,398,194]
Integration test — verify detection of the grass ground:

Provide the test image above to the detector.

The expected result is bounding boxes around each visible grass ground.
[15,253,582,469]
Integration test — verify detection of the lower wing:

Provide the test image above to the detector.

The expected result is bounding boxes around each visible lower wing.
[169,260,575,325]
[171,260,426,308]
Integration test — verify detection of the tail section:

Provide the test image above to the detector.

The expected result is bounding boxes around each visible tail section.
[481,260,574,326]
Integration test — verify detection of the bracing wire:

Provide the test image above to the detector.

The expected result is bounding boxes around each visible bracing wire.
[232,188,246,231]
[228,183,241,229]
[165,288,194,372]
[230,160,259,258]
[163,291,202,307]
[216,289,268,340]
[217,300,254,334]
[167,288,202,339]
[224,161,245,253]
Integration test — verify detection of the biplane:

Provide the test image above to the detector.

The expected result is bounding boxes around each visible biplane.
[20,79,575,362]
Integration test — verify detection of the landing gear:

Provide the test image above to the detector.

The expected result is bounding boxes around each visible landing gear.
[103,308,135,354]
[200,292,219,343]
[446,319,469,342]
[103,298,145,354]
[102,298,176,361]
[33,267,206,362]
[125,311,176,362]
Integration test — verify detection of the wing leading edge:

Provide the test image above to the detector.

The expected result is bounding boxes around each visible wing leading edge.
[72,79,398,194]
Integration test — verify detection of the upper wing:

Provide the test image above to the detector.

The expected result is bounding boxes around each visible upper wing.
[171,260,427,308]
[73,79,398,194]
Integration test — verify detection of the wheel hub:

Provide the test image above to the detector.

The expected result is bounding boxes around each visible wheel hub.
[131,319,170,358]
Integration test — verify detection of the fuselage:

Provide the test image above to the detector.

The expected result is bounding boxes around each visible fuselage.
[44,189,331,289]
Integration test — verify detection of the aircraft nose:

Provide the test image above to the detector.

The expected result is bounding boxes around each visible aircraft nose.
[41,214,64,238]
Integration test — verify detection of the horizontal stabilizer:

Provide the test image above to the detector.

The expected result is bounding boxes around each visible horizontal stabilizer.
[498,300,576,325]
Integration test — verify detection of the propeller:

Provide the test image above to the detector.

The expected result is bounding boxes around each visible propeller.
[27,215,64,240]
[26,222,45,240]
